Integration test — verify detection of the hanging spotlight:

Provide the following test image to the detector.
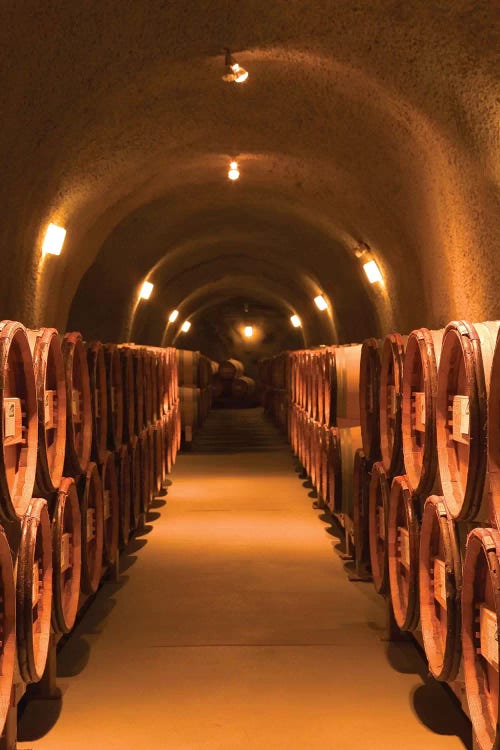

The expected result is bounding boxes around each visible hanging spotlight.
[181,320,191,333]
[139,281,154,300]
[42,223,66,256]
[228,160,240,181]
[363,259,384,284]
[222,49,249,83]
[290,314,301,328]
[244,325,253,338]
[314,295,328,311]
[168,309,179,323]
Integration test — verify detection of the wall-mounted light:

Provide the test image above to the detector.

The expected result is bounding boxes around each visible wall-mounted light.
[314,295,328,311]
[139,281,154,300]
[222,49,249,83]
[228,161,240,181]
[290,314,301,328]
[181,320,191,333]
[42,223,66,256]
[244,325,253,338]
[168,309,179,323]
[363,259,384,284]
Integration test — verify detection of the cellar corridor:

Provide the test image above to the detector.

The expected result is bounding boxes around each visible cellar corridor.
[18,409,469,750]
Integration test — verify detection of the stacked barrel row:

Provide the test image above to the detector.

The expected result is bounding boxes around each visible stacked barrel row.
[0,322,180,735]
[177,349,214,443]
[212,358,258,406]
[262,321,500,750]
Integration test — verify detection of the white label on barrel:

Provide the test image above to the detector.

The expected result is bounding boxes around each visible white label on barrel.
[377,506,385,539]
[480,605,498,668]
[414,391,426,431]
[72,389,80,419]
[452,395,470,443]
[185,425,192,442]
[87,508,95,541]
[433,558,447,609]
[32,563,40,607]
[399,527,410,568]
[3,398,19,439]
[61,532,71,572]
[44,390,56,426]
[388,385,397,416]
[103,490,111,520]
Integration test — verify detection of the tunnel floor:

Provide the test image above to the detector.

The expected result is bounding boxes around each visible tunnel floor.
[18,408,470,749]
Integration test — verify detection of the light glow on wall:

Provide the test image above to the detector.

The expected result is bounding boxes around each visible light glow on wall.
[168,309,179,323]
[181,320,191,333]
[42,223,66,256]
[290,314,301,328]
[139,281,154,300]
[314,295,328,311]
[244,325,253,338]
[363,259,384,284]
[228,161,240,181]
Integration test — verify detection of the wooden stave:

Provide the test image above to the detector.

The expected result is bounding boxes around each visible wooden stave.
[0,321,39,521]
[138,430,152,514]
[353,448,372,572]
[62,332,92,479]
[379,333,406,479]
[336,344,362,429]
[100,450,119,566]
[28,327,67,497]
[118,346,135,443]
[86,341,108,465]
[0,524,15,733]
[104,343,124,452]
[462,528,500,750]
[142,349,153,428]
[359,338,382,462]
[368,461,391,595]
[16,497,53,684]
[436,320,500,521]
[128,436,141,531]
[178,349,200,387]
[77,461,104,595]
[116,444,131,546]
[489,330,500,529]
[51,477,82,634]
[151,421,164,495]
[131,347,145,436]
[419,495,462,682]
[387,474,420,632]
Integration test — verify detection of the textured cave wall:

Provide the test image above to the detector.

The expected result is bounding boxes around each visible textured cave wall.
[0,2,498,346]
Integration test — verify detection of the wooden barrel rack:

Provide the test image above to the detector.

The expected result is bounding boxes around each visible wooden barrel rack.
[51,477,82,634]
[379,333,406,479]
[62,332,92,478]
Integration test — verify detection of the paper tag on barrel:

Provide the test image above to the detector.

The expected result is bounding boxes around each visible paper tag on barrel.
[103,490,111,520]
[413,392,426,432]
[32,563,40,607]
[480,605,499,668]
[3,397,21,441]
[433,558,447,608]
[44,390,56,427]
[61,532,71,572]
[452,395,469,444]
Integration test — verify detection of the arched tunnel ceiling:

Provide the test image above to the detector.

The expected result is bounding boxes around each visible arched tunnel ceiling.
[1,2,498,347]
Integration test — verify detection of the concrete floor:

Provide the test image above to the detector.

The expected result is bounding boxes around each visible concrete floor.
[19,409,471,749]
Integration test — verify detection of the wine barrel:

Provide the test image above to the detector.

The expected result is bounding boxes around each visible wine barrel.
[51,477,82,634]
[0,525,15,731]
[219,358,244,381]
[489,331,500,529]
[118,346,135,442]
[100,451,119,566]
[86,341,108,465]
[359,338,382,462]
[368,461,391,594]
[436,320,500,520]
[161,414,172,476]
[17,497,53,683]
[402,328,444,500]
[353,448,372,571]
[151,421,164,495]
[116,444,131,546]
[324,347,337,427]
[149,350,159,423]
[77,462,104,594]
[128,436,141,531]
[178,349,200,387]
[462,528,500,750]
[0,321,38,521]
[171,348,179,404]
[329,427,363,518]
[138,430,152,513]
[198,355,212,389]
[156,350,166,417]
[419,495,462,681]
[131,347,145,435]
[62,332,92,478]
[380,333,406,478]
[104,344,123,452]
[387,475,420,631]
[28,327,66,496]
[336,344,362,428]
[143,349,153,427]
[179,386,200,441]
[231,376,256,400]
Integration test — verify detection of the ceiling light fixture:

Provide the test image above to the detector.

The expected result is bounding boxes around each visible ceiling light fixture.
[42,223,66,256]
[168,309,179,323]
[228,160,240,181]
[363,259,384,284]
[222,49,249,83]
[244,325,253,338]
[139,281,154,300]
[314,295,328,311]
[181,320,191,333]
[290,314,301,328]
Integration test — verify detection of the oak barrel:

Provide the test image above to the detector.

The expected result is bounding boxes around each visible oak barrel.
[62,332,92,478]
[219,358,244,381]
[231,376,256,400]
[77,461,104,594]
[87,341,108,464]
[0,525,15,731]
[104,344,123,452]
[16,497,53,683]
[118,346,135,442]
[352,448,372,572]
[178,349,200,387]
[51,477,82,634]
[368,461,390,594]
[100,450,119,566]
[489,330,500,529]
[138,430,152,514]
[128,436,141,531]
[379,333,406,478]
[359,338,382,461]
[336,344,362,428]
[131,347,145,435]
[116,444,131,546]
[387,475,420,631]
